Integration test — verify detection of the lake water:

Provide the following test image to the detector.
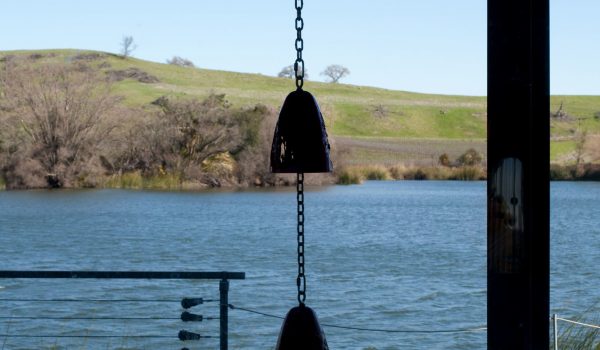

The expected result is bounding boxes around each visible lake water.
[0,181,598,349]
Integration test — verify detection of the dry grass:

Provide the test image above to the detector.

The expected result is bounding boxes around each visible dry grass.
[553,304,600,350]
[336,164,485,184]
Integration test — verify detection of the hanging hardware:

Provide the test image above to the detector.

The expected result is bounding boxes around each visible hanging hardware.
[272,1,330,349]
[276,304,328,349]
[180,311,203,322]
[178,330,203,341]
[181,297,205,309]
[294,0,304,90]
[296,172,306,305]
[270,90,332,173]
[271,0,332,174]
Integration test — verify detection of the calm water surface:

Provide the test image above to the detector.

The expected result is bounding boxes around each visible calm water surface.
[0,181,598,349]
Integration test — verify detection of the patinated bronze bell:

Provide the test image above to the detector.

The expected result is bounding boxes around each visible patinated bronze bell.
[276,304,329,350]
[270,89,333,173]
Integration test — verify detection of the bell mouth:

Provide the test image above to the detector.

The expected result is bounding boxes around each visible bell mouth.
[271,89,333,174]
[275,304,329,350]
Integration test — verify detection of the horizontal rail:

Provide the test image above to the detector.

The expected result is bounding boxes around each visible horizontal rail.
[0,316,216,320]
[0,270,245,280]
[0,334,208,339]
[0,298,216,303]
[557,317,600,330]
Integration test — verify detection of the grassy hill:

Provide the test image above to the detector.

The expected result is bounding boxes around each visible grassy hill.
[3,49,600,166]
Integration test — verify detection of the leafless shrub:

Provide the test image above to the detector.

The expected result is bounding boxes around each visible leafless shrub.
[167,56,195,68]
[157,94,240,174]
[439,153,451,166]
[235,105,278,186]
[2,158,48,188]
[0,62,120,188]
[456,148,483,166]
[96,106,147,175]
[73,62,93,73]
[118,94,254,185]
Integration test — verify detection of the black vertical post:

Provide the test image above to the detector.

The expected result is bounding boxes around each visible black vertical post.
[219,278,229,350]
[487,0,549,349]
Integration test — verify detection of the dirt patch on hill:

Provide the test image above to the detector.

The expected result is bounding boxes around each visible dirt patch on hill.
[73,53,106,61]
[106,68,159,83]
[28,53,56,60]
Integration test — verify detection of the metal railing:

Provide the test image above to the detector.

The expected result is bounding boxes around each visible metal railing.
[552,313,600,350]
[0,270,245,350]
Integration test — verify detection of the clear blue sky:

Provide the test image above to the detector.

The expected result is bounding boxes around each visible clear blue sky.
[1,0,598,96]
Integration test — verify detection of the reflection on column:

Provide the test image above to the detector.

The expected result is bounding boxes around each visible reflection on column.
[489,157,523,274]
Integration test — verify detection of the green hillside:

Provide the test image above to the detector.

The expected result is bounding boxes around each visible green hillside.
[3,49,600,165]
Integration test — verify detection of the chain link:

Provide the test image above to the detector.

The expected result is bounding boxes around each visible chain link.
[294,0,304,89]
[296,172,306,305]
[294,0,306,305]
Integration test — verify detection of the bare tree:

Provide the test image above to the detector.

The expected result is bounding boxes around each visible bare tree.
[166,56,195,68]
[120,35,136,59]
[110,94,273,187]
[138,95,243,180]
[234,105,278,186]
[321,64,350,83]
[277,64,308,79]
[0,62,119,188]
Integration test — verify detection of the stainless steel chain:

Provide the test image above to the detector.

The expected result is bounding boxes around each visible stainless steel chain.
[296,172,306,305]
[294,0,305,89]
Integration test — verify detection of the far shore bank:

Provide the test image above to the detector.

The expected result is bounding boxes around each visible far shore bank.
[1,163,599,191]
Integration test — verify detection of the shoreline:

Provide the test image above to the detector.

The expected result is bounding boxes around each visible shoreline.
[2,164,600,191]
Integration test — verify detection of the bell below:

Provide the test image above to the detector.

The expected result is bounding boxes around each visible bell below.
[271,89,333,174]
[275,304,329,350]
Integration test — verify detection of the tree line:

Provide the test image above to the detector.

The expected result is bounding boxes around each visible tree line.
[0,59,283,189]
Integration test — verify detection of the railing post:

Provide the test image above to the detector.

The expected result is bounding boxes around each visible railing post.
[219,278,229,350]
[553,314,558,350]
